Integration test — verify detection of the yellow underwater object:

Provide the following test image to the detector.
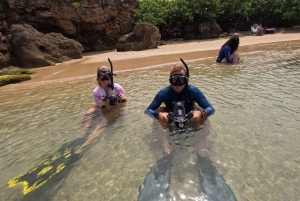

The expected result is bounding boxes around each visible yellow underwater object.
[8,144,78,195]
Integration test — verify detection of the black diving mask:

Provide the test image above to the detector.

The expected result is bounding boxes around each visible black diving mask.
[98,71,112,81]
[169,74,188,86]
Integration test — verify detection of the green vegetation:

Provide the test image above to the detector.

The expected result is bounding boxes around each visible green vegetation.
[6,70,34,75]
[0,70,34,87]
[72,2,81,9]
[133,0,300,38]
[133,0,216,38]
[133,0,219,25]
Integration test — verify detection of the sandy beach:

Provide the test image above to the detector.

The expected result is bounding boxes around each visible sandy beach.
[30,28,300,82]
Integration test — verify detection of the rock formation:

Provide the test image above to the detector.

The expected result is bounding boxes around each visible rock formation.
[117,23,161,51]
[10,24,83,68]
[0,0,138,68]
[198,21,223,39]
[184,21,222,40]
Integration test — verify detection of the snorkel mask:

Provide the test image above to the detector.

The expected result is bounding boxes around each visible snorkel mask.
[97,58,117,86]
[97,71,112,81]
[169,74,188,86]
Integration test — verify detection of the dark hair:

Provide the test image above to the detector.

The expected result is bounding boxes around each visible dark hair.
[222,35,239,54]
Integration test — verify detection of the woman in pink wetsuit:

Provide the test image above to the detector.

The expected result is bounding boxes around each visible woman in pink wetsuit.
[75,64,128,153]
[7,64,128,195]
[92,65,127,107]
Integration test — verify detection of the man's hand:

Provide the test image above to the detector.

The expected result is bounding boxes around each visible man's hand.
[189,110,201,123]
[158,112,169,123]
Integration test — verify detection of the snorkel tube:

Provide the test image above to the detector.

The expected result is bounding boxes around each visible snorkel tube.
[101,58,120,107]
[108,58,115,90]
[180,58,190,103]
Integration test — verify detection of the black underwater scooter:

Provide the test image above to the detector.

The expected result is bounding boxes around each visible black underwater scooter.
[167,58,193,132]
[167,101,193,132]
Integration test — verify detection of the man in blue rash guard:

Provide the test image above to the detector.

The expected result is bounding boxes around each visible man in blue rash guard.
[139,63,236,201]
[145,64,215,128]
[216,35,240,64]
[144,64,215,156]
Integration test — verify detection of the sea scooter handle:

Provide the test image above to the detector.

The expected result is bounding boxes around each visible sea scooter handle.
[167,102,193,132]
[101,94,125,108]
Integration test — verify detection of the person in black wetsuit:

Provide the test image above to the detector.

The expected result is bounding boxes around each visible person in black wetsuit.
[216,35,240,64]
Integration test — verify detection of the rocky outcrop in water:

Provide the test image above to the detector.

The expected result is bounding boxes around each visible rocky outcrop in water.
[0,0,138,68]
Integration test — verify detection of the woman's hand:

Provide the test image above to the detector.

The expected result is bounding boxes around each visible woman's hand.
[98,97,107,107]
[117,94,127,102]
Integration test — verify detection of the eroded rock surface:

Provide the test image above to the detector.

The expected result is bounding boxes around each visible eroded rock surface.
[10,24,83,67]
[117,23,161,51]
[0,0,138,68]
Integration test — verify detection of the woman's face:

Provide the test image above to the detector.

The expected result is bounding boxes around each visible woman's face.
[170,69,186,93]
[101,78,111,87]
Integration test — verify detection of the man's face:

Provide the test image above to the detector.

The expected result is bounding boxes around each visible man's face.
[170,69,186,93]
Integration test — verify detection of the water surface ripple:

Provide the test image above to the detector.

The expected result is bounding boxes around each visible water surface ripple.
[0,41,299,201]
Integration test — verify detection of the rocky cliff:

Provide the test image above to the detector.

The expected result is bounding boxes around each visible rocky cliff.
[1,0,138,51]
[0,0,138,68]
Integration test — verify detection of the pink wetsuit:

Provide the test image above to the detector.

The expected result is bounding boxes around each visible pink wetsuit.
[92,83,125,105]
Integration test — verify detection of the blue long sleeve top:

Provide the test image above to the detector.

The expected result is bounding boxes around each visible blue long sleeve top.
[216,45,232,63]
[144,85,215,119]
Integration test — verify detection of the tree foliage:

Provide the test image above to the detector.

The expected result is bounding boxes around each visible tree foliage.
[133,0,221,38]
[275,0,300,21]
[133,0,300,37]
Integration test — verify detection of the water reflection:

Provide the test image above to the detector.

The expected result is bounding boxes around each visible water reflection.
[0,40,300,201]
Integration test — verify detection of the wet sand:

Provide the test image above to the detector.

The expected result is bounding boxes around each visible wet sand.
[29,29,300,82]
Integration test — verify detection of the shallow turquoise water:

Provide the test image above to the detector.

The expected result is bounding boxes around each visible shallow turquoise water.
[0,40,300,201]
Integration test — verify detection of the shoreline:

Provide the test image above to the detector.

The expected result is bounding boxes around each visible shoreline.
[27,29,300,82]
